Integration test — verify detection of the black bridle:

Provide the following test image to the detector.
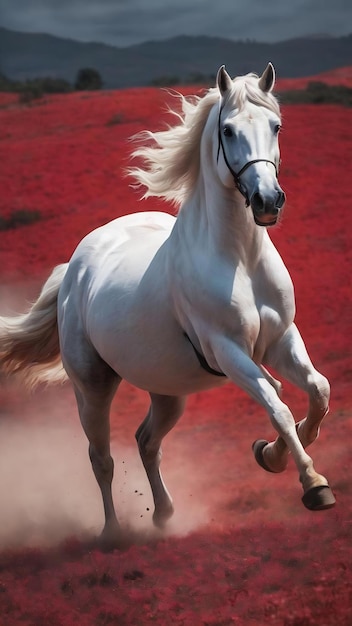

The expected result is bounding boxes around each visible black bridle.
[216,105,279,207]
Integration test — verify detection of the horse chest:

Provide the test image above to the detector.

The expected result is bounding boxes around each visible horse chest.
[252,273,295,358]
[219,266,294,358]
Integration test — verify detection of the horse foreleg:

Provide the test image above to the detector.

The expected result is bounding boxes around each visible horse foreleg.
[136,394,185,527]
[211,335,335,510]
[254,388,334,509]
[256,324,331,479]
[259,365,283,397]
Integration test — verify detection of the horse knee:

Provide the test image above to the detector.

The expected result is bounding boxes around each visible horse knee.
[89,445,114,483]
[137,431,162,468]
[135,408,151,445]
[136,395,185,454]
[307,372,330,415]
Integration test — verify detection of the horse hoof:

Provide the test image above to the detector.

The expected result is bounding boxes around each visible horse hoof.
[95,519,122,551]
[152,505,174,529]
[302,485,336,511]
[252,439,277,473]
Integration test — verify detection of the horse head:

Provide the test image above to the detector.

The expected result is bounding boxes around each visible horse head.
[216,63,286,226]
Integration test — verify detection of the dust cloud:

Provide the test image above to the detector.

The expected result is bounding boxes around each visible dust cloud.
[0,282,210,550]
[0,386,210,550]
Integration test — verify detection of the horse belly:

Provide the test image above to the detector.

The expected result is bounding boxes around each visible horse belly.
[93,299,227,395]
[76,238,224,396]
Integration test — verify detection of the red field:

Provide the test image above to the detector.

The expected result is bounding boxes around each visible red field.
[0,72,351,625]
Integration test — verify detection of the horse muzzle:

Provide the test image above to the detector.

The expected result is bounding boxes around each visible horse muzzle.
[251,189,286,227]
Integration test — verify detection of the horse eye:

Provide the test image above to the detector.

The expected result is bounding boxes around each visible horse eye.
[223,126,233,137]
[274,124,281,134]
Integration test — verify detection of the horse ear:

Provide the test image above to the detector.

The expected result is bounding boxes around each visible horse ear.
[258,62,276,92]
[217,65,233,96]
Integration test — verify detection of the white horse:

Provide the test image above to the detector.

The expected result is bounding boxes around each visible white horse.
[0,64,335,546]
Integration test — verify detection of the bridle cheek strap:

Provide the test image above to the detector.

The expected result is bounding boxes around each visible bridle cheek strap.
[216,109,278,207]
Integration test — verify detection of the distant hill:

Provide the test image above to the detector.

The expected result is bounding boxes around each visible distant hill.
[0,27,351,88]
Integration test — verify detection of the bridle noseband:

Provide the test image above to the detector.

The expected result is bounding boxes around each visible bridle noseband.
[216,105,279,207]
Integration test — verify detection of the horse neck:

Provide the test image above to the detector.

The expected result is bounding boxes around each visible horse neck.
[178,168,266,269]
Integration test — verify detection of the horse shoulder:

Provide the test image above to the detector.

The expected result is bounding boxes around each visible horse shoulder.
[251,239,296,350]
[257,237,295,299]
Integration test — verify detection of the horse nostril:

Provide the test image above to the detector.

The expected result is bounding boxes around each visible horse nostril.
[252,191,285,216]
[276,191,286,208]
[251,192,264,214]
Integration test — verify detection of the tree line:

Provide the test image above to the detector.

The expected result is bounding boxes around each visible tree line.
[1,67,351,107]
[151,75,352,106]
[0,68,103,102]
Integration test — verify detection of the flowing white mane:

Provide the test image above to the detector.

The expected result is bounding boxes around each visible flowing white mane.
[128,72,280,207]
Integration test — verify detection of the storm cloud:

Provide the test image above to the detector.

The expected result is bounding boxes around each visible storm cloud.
[0,0,351,46]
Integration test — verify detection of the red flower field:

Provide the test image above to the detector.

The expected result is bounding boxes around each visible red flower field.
[0,71,351,625]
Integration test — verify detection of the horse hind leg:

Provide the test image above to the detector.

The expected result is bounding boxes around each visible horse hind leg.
[73,372,122,547]
[62,332,122,547]
[136,393,185,528]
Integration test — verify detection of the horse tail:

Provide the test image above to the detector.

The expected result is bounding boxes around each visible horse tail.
[0,263,69,389]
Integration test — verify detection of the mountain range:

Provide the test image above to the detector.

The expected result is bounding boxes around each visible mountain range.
[0,27,351,88]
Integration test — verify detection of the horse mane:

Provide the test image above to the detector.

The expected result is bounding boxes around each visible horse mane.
[128,73,280,208]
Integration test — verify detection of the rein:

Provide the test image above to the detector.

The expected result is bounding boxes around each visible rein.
[216,105,278,207]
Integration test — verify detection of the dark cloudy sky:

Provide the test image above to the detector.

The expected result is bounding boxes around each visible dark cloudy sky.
[0,0,351,47]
